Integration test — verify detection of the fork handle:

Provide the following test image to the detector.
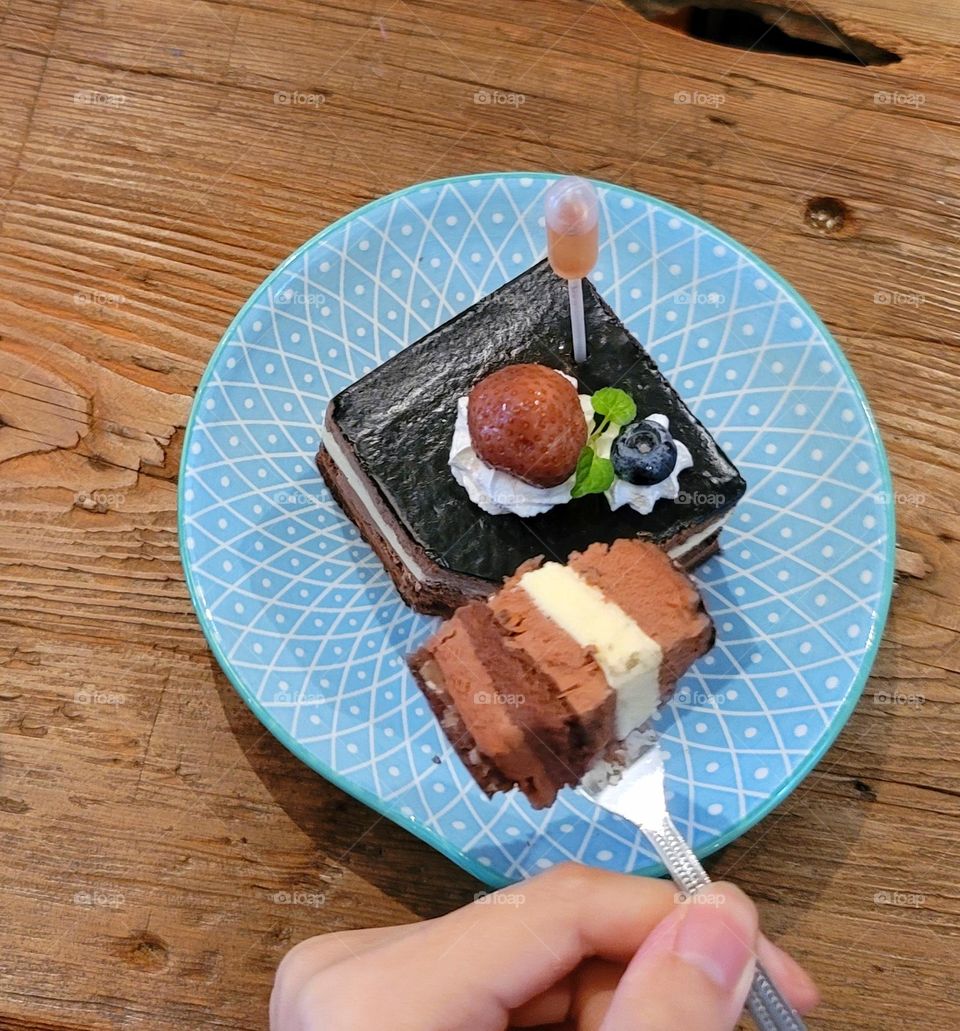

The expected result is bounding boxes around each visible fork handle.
[644,816,807,1031]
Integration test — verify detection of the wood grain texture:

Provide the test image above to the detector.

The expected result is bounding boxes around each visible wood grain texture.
[0,0,957,1028]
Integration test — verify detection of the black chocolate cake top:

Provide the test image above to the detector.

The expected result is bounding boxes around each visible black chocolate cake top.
[327,260,746,583]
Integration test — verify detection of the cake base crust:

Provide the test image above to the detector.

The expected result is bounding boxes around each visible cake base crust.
[317,445,721,615]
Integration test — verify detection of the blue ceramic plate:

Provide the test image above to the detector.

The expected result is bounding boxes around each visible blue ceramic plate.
[179,173,894,887]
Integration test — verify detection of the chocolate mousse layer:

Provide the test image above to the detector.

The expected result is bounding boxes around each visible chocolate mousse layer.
[491,559,615,760]
[570,539,715,692]
[409,601,585,808]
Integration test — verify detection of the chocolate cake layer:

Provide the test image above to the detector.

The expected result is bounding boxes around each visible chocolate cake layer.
[320,259,745,614]
[319,438,721,614]
[409,601,585,808]
[569,540,715,691]
[412,655,515,797]
[678,529,721,569]
[317,445,489,615]
[491,560,615,758]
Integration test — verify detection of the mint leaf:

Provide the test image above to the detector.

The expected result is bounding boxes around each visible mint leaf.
[591,387,637,427]
[571,447,615,499]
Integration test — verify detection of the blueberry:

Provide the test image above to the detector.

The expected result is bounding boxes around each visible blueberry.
[611,420,678,485]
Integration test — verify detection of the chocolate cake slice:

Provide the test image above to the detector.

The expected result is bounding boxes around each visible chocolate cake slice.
[408,539,714,809]
[318,259,745,615]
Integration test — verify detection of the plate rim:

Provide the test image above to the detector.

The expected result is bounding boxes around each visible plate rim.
[178,171,896,887]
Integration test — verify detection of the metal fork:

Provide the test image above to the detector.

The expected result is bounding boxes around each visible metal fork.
[578,744,807,1031]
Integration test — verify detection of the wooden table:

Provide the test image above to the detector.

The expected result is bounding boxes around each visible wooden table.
[0,1,956,1027]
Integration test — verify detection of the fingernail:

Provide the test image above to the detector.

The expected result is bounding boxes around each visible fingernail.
[673,891,757,994]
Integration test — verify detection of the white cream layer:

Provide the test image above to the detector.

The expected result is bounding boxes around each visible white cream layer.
[321,425,431,583]
[667,512,731,561]
[518,562,663,739]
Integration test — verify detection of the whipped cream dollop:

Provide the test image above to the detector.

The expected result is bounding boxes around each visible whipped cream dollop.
[596,413,693,515]
[449,370,692,518]
[449,373,592,517]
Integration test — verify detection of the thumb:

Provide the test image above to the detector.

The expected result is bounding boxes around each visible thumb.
[600,883,758,1031]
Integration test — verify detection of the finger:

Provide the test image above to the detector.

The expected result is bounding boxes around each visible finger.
[570,958,623,1031]
[509,956,628,1027]
[295,864,678,1030]
[757,936,821,1015]
[510,960,624,1030]
[512,931,818,1030]
[271,923,422,1030]
[509,973,573,1026]
[599,883,758,1031]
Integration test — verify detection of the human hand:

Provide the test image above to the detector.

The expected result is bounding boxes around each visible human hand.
[271,863,819,1031]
